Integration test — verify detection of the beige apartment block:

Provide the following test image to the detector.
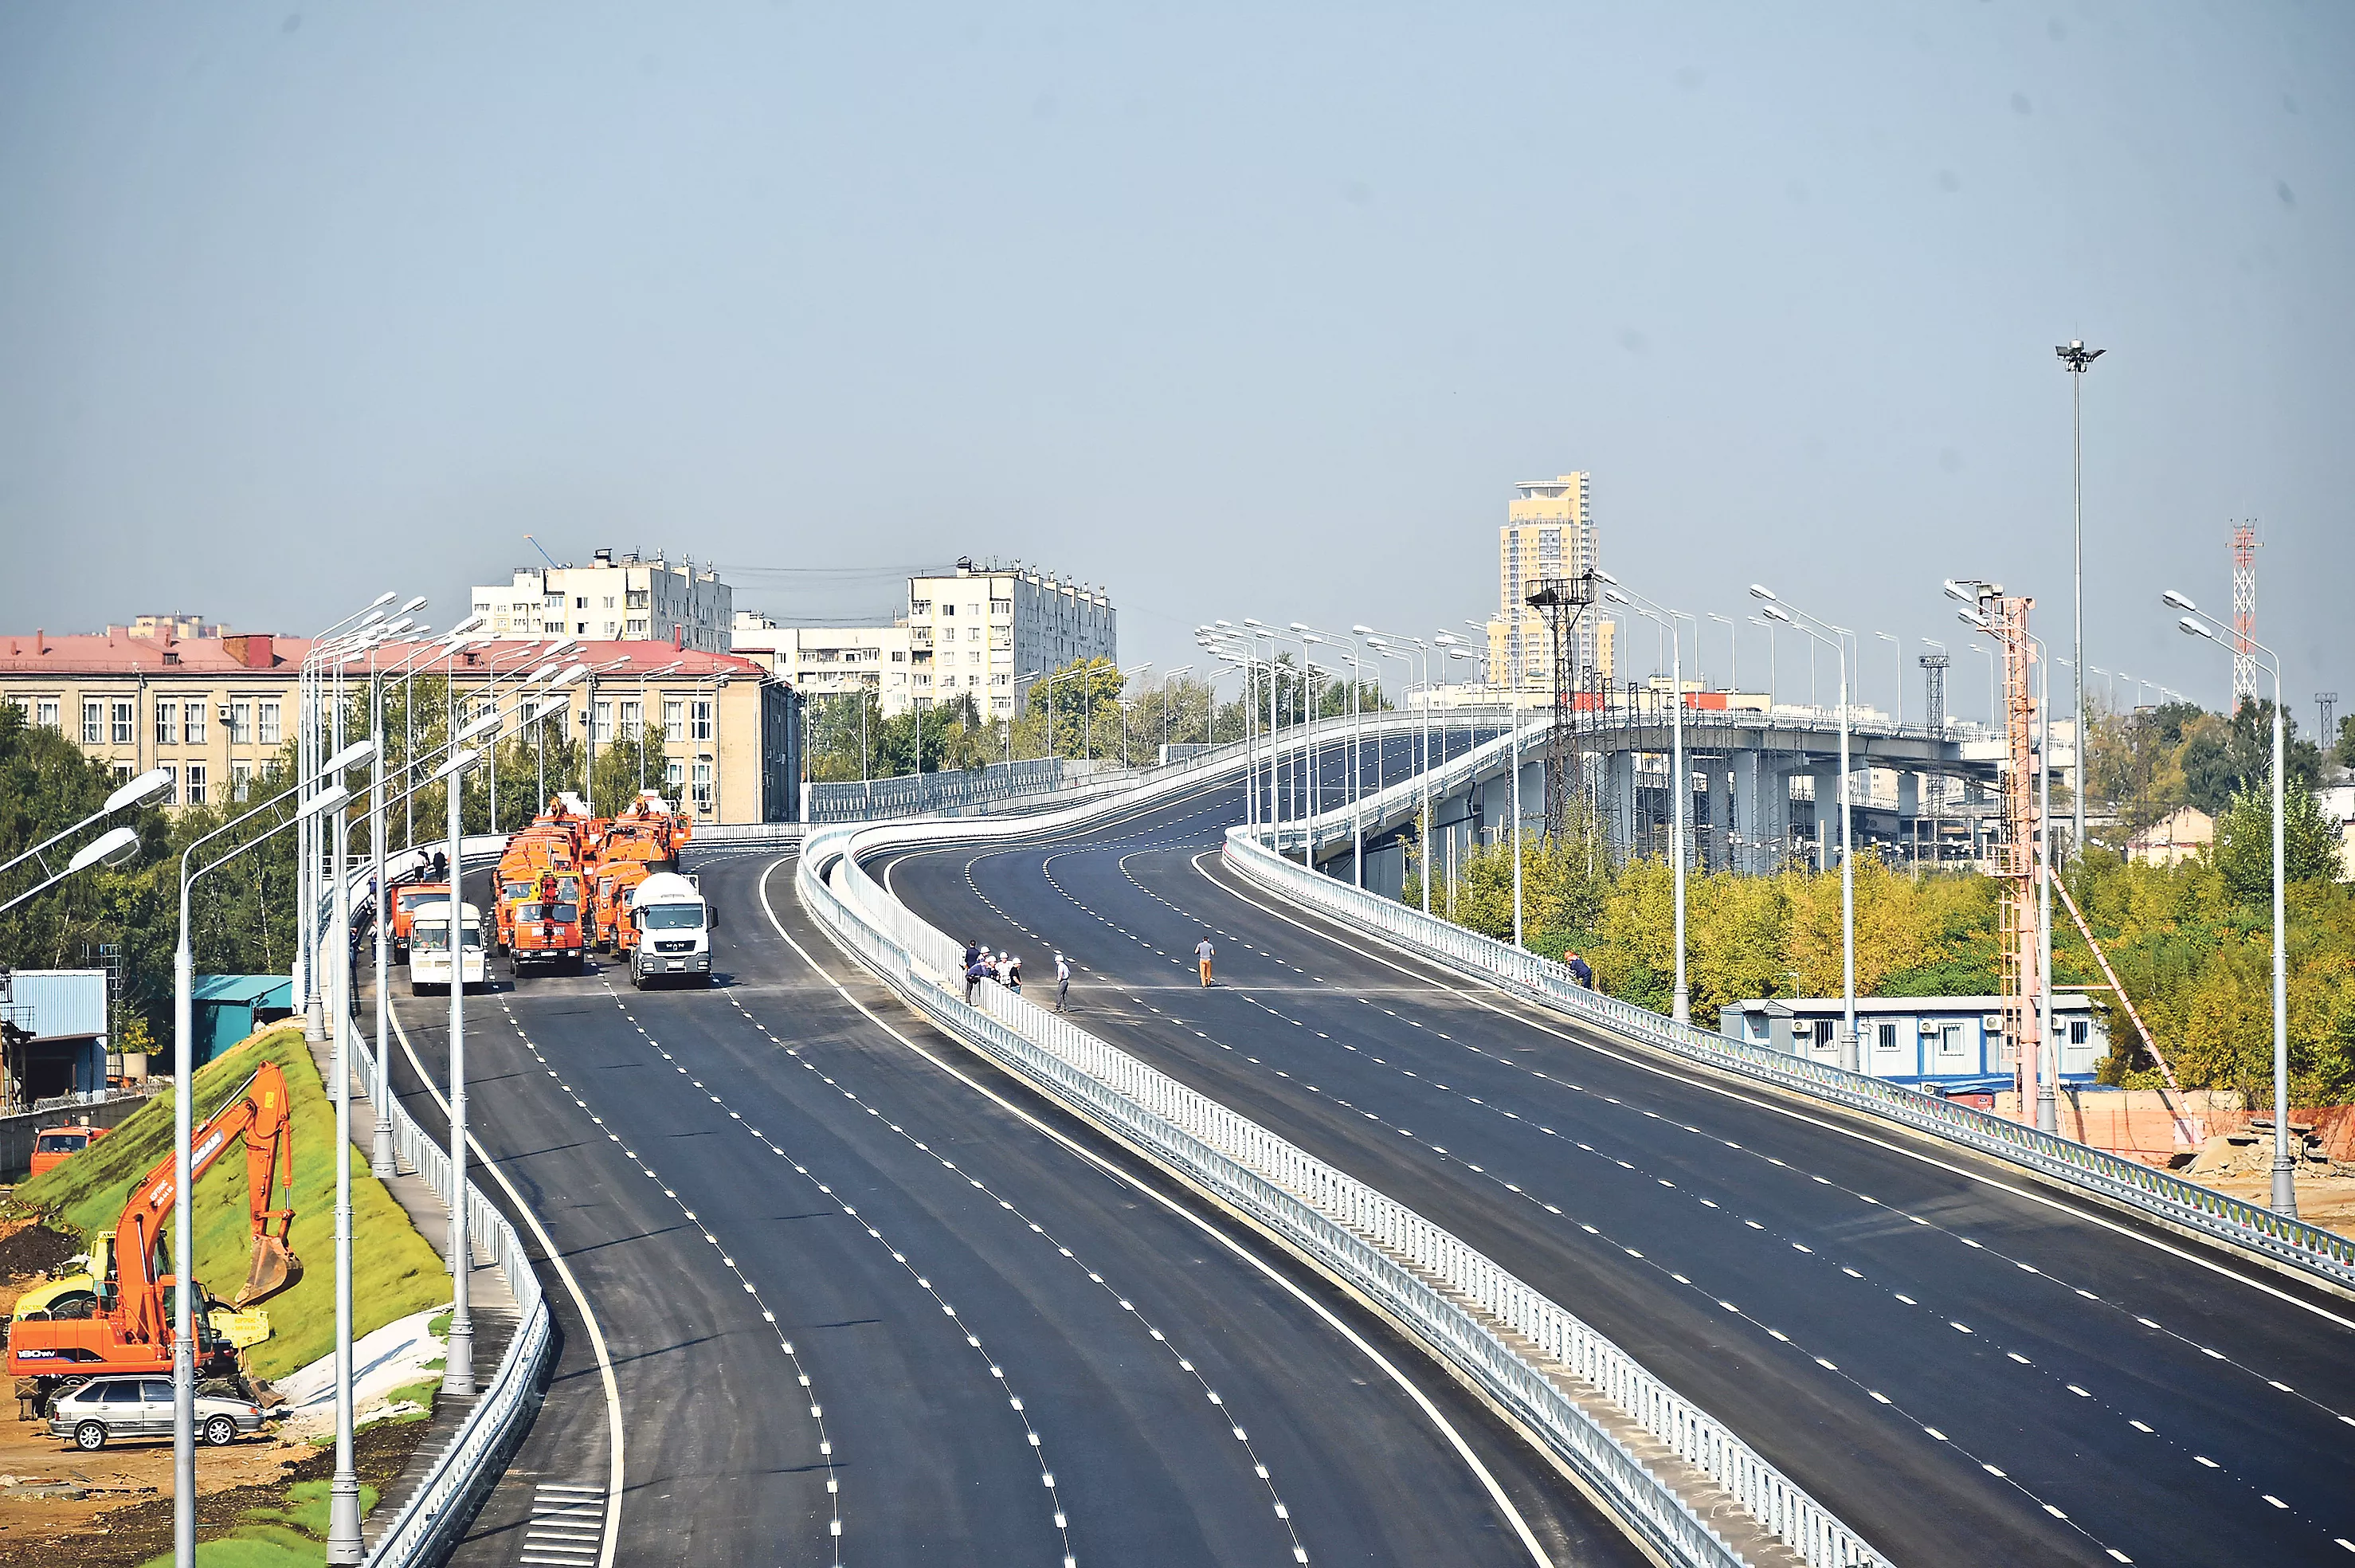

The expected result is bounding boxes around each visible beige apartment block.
[0,628,801,824]
[734,557,1115,723]
[472,548,733,653]
[732,613,919,717]
[1483,474,1612,692]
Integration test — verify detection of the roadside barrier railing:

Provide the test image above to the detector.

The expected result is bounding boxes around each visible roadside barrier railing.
[799,795,1888,1568]
[1224,824,2355,1292]
[333,839,555,1567]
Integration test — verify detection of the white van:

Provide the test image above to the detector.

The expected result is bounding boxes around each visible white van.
[627,872,714,989]
[409,901,488,995]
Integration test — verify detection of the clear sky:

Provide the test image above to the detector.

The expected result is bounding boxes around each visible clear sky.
[2,3,2347,730]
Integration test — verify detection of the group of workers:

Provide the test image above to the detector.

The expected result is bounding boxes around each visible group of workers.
[963,940,1076,1012]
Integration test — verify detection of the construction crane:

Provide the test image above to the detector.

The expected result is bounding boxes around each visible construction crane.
[6,1061,300,1406]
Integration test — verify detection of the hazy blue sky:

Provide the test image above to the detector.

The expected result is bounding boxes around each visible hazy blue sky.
[2,3,2347,729]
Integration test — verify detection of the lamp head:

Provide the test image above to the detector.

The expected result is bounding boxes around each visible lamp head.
[298,783,351,820]
[67,825,141,873]
[1957,610,1989,631]
[1287,621,1309,632]
[1761,604,1793,625]
[399,594,428,613]
[106,767,175,814]
[1592,568,1619,586]
[431,749,480,783]
[453,613,487,633]
[2161,590,2197,613]
[323,738,378,774]
[1350,624,1373,636]
[367,591,398,610]
[532,696,570,721]
[1602,588,1629,606]
[2179,616,2216,641]
[1748,584,1777,602]
[458,711,504,742]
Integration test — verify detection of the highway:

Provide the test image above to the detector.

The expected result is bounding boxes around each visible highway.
[375,840,1647,1566]
[872,764,2355,1568]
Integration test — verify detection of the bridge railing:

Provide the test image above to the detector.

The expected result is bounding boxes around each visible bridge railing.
[799,782,1889,1568]
[1224,825,2355,1293]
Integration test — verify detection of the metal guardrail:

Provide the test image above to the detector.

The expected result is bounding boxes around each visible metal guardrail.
[798,778,1887,1568]
[1223,825,2355,1293]
[325,838,554,1568]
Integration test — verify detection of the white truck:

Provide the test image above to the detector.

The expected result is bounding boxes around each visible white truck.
[409,900,488,995]
[626,872,715,988]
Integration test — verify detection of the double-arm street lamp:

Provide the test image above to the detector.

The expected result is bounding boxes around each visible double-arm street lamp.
[2167,590,2297,1217]
[173,763,357,1568]
[1600,573,1691,1024]
[1751,585,1859,1071]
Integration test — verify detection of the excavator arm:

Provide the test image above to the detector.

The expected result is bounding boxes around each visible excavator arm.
[114,1060,302,1348]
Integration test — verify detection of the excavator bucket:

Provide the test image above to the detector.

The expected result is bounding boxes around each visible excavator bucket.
[236,1235,300,1308]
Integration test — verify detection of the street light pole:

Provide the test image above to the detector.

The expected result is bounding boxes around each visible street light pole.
[2165,592,2296,1216]
[1602,576,1691,1024]
[173,774,351,1568]
[437,744,480,1397]
[2059,339,2103,862]
[1754,586,1857,1070]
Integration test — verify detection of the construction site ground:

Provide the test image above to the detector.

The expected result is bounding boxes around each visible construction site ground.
[0,1406,428,1566]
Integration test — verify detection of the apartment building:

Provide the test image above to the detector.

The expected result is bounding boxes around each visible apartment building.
[0,627,801,823]
[1483,474,1614,691]
[731,613,919,717]
[0,627,300,808]
[472,550,732,653]
[906,558,1115,718]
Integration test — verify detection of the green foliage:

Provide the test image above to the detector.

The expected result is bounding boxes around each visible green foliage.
[1424,824,2355,1105]
[15,1028,451,1381]
[2085,695,2326,841]
[2214,782,2343,900]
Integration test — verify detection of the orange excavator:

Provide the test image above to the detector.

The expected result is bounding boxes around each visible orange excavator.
[5,1061,300,1408]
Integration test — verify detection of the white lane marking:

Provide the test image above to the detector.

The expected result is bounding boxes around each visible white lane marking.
[386,1007,626,1568]
[763,854,1554,1568]
[1187,848,2355,1338]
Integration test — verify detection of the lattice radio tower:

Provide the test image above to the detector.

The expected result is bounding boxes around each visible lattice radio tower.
[1525,570,1598,841]
[1919,653,1949,734]
[2231,521,2259,708]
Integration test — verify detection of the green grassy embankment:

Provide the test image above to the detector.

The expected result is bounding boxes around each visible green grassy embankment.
[11,1025,450,1382]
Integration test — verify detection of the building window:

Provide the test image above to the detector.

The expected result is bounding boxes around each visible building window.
[36,697,59,729]
[2069,1020,2089,1045]
[593,701,612,743]
[112,700,135,746]
[665,759,684,791]
[186,763,207,806]
[158,764,178,806]
[229,701,253,744]
[83,699,104,744]
[691,700,713,743]
[664,700,685,743]
[231,761,253,801]
[691,761,713,814]
[183,702,207,744]
[155,699,178,746]
[628,590,649,610]
[621,700,642,735]
[257,701,281,745]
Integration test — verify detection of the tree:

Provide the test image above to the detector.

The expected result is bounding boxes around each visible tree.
[2181,699,2324,817]
[2213,782,2343,900]
[2337,712,2355,770]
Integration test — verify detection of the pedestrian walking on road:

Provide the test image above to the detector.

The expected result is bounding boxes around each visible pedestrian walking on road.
[1196,937,1216,987]
[1054,953,1071,1011]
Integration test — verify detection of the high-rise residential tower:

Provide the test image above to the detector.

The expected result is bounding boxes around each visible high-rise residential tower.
[1483,474,1612,691]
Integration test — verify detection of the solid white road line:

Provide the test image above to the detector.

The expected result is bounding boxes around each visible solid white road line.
[387,1004,627,1568]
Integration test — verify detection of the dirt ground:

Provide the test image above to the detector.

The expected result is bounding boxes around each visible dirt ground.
[0,1409,428,1567]
[0,1220,430,1565]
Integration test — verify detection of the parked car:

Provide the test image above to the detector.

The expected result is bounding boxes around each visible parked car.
[47,1374,265,1451]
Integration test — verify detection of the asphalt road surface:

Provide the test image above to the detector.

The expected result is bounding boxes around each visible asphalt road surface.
[872,766,2355,1568]
[375,837,1644,1566]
